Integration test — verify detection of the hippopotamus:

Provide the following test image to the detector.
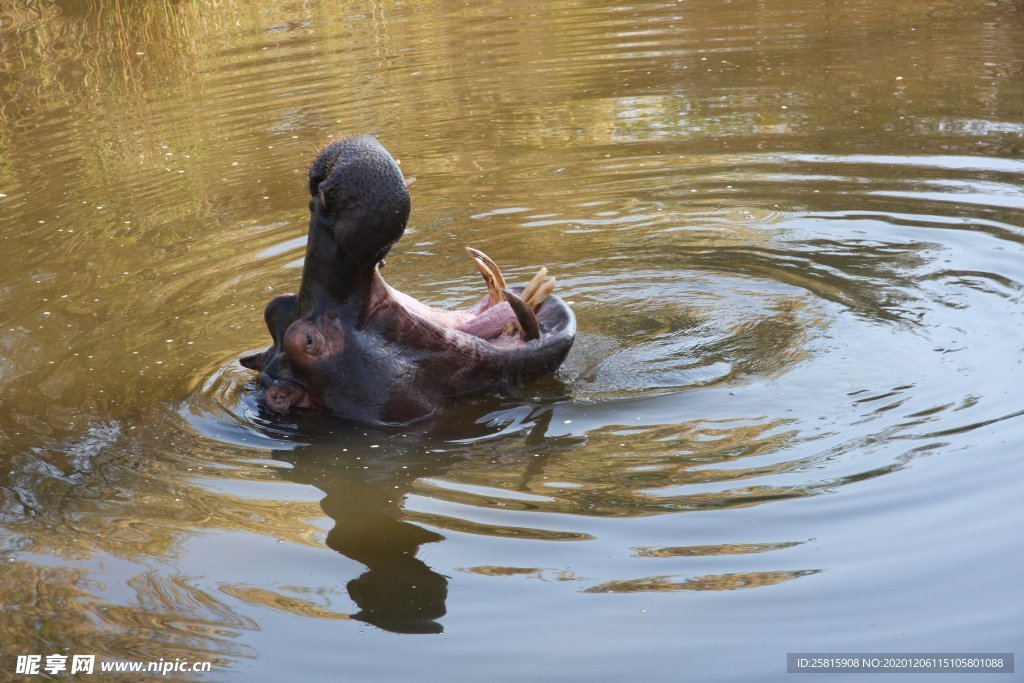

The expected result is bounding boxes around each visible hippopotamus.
[240,135,576,426]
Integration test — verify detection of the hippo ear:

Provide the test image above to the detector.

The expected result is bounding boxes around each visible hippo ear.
[264,294,299,346]
[240,350,268,371]
[242,295,298,372]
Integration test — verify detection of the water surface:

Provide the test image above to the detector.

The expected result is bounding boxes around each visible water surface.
[1,0,1022,680]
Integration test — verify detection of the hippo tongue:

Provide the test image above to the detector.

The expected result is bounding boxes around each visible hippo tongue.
[453,289,539,341]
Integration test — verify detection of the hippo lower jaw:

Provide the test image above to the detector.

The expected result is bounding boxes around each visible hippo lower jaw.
[242,251,574,421]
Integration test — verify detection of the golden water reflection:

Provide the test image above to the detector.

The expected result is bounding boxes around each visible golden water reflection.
[584,569,822,594]
[1,0,1022,670]
[0,561,255,666]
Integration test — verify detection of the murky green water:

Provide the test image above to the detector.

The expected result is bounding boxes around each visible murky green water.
[2,0,1022,680]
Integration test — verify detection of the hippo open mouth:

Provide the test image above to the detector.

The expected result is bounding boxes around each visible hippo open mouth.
[240,135,575,426]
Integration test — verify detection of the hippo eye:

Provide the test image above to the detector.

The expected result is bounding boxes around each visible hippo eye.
[286,323,325,360]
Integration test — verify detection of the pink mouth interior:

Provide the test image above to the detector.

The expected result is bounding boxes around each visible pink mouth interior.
[381,278,528,345]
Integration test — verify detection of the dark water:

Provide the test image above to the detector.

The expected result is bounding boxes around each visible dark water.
[1,0,1022,680]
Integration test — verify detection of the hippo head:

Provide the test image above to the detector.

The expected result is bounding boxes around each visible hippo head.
[241,136,575,426]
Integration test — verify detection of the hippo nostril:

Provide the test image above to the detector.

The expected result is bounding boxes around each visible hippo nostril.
[261,380,306,414]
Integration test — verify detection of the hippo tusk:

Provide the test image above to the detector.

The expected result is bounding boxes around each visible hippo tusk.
[466,246,507,308]
[502,288,541,341]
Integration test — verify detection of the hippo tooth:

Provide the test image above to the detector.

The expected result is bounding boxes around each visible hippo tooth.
[521,266,549,302]
[527,276,556,312]
[501,267,553,336]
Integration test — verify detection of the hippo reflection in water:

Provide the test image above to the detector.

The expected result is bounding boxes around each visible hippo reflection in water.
[241,136,576,425]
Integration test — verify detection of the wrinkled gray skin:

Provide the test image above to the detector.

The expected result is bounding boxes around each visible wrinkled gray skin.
[241,136,576,426]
